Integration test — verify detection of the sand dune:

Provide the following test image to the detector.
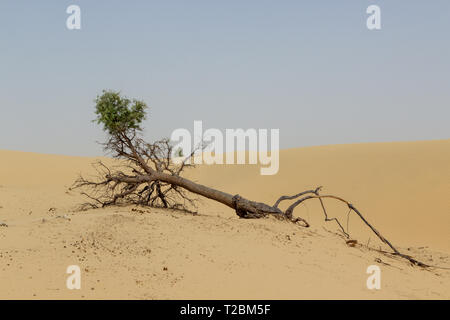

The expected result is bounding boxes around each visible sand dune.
[0,140,449,299]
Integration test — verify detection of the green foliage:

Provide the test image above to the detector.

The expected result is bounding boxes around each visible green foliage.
[94,90,148,135]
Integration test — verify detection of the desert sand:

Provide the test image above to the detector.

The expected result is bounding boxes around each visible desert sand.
[0,139,449,299]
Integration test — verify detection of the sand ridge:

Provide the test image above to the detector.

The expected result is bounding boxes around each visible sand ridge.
[0,139,449,299]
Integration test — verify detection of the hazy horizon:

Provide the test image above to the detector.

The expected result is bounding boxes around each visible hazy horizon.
[1,1,449,156]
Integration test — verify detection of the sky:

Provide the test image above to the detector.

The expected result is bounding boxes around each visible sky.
[0,1,449,156]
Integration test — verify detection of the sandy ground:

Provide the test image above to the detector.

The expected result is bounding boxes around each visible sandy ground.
[0,139,449,299]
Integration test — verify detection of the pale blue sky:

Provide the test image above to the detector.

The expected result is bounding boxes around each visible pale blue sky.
[0,1,449,156]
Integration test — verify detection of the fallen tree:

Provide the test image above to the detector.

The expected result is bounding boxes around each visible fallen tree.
[72,90,428,267]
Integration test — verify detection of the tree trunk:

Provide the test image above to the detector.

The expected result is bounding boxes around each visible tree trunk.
[151,171,283,218]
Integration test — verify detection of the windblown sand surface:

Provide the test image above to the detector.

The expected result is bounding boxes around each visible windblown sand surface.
[0,140,449,299]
